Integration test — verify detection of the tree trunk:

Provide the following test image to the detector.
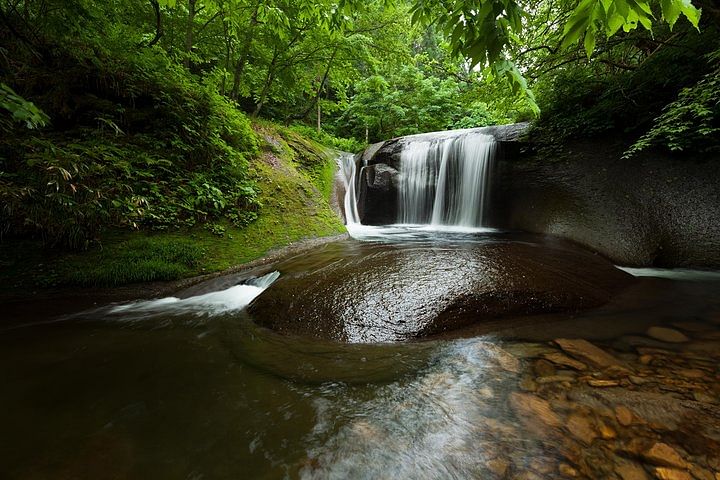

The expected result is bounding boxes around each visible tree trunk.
[220,10,231,96]
[293,45,338,121]
[183,0,197,69]
[252,49,280,117]
[146,0,163,47]
[317,102,321,133]
[231,2,261,100]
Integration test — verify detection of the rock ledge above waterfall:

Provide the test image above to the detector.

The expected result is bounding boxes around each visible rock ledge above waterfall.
[359,122,529,168]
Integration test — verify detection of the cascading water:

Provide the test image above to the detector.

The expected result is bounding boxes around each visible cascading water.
[338,152,361,225]
[398,132,496,228]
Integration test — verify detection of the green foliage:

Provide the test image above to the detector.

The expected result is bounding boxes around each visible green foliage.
[562,0,702,57]
[626,50,720,155]
[62,237,206,286]
[0,39,259,249]
[408,0,703,114]
[531,27,719,148]
[452,102,503,129]
[289,124,366,153]
[0,83,49,129]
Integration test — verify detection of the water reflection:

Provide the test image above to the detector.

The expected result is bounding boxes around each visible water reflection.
[300,338,528,479]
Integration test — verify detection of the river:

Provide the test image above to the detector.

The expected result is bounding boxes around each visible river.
[1,226,719,479]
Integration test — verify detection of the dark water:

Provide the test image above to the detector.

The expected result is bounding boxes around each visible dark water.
[1,226,719,479]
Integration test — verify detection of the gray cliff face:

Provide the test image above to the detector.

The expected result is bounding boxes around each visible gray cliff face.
[352,126,720,268]
[491,139,720,268]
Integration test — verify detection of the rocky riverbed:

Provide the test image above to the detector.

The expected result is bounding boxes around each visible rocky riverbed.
[439,322,720,480]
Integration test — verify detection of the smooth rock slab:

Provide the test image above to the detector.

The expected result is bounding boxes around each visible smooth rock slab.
[247,239,634,342]
[646,326,690,343]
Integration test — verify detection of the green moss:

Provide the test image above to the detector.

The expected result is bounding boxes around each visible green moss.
[0,122,346,289]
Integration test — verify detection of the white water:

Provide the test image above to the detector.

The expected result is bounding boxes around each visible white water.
[338,152,361,225]
[399,132,496,227]
[618,267,720,282]
[105,271,280,319]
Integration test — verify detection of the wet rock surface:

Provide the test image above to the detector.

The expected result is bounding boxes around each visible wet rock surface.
[492,138,720,268]
[356,131,720,268]
[247,237,633,342]
[355,123,528,224]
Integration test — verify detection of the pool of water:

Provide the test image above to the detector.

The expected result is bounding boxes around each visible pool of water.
[2,227,719,479]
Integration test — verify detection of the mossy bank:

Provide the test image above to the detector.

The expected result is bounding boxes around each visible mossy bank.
[0,122,346,292]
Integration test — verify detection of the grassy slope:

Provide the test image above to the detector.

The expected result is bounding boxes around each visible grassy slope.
[0,122,346,289]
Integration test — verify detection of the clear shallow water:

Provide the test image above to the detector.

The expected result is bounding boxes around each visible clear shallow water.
[1,229,720,479]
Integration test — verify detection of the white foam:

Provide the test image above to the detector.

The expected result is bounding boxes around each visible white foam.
[618,267,720,282]
[107,271,280,318]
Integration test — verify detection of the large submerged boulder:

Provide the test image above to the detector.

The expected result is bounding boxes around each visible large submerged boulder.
[247,238,634,343]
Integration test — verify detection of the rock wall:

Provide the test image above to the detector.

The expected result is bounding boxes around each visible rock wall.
[492,139,720,268]
[356,127,720,268]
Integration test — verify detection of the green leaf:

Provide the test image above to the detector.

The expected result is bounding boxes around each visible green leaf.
[607,12,625,35]
[680,0,702,29]
[660,0,682,27]
[584,30,597,57]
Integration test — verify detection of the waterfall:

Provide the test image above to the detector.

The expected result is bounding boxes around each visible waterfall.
[398,132,496,228]
[338,152,361,225]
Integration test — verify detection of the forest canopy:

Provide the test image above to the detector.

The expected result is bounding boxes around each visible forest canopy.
[1,0,718,249]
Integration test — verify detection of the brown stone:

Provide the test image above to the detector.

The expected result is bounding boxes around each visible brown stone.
[690,465,715,480]
[519,376,538,392]
[559,463,579,477]
[677,368,705,379]
[616,405,634,426]
[599,422,617,439]
[510,392,562,428]
[534,359,556,377]
[630,375,651,385]
[588,379,621,387]
[607,365,634,377]
[487,458,509,477]
[693,391,715,403]
[646,327,690,343]
[653,467,692,480]
[555,338,622,368]
[478,386,493,399]
[616,462,650,480]
[566,412,597,445]
[486,344,522,374]
[513,472,543,480]
[643,443,687,469]
[542,352,588,371]
[536,374,576,384]
[640,354,654,365]
[529,458,554,474]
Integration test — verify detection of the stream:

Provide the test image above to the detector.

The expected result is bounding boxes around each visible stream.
[1,226,720,479]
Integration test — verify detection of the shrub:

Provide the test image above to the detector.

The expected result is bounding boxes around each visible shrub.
[0,42,260,248]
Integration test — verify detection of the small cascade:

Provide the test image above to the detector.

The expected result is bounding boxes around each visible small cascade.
[338,152,361,225]
[398,132,496,227]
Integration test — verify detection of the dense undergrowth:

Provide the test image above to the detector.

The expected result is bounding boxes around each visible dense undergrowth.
[530,26,720,156]
[0,119,346,288]
[0,35,345,289]
[1,40,261,250]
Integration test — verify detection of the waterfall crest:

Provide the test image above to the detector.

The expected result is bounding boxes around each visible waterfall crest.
[398,132,496,227]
